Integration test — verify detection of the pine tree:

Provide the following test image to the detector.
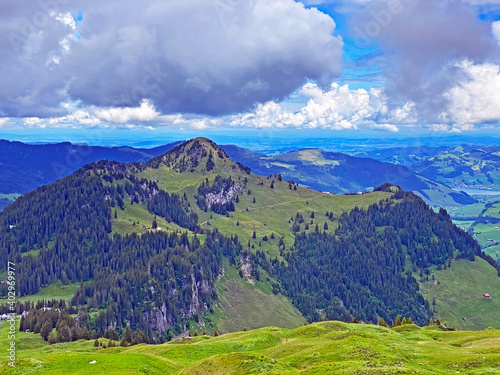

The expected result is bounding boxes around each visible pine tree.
[152,219,158,229]
[131,329,147,345]
[48,332,57,345]
[252,231,256,239]
[120,336,128,347]
[379,318,388,327]
[70,326,79,341]
[41,321,53,341]
[94,339,99,347]
[323,222,329,230]
[402,317,408,325]
[123,325,133,343]
[253,197,256,204]
[80,326,90,340]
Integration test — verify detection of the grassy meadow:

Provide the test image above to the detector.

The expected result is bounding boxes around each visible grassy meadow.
[3,319,500,374]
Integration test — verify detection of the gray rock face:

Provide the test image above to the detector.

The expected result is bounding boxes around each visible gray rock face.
[205,183,243,209]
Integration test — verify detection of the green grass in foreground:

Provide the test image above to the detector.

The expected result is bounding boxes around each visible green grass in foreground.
[3,319,500,374]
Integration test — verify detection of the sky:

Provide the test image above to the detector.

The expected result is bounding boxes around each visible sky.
[1,0,500,145]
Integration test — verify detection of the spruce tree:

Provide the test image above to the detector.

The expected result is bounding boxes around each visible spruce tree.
[80,326,90,340]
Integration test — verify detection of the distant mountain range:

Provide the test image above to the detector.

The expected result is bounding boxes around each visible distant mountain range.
[358,144,500,190]
[0,140,181,209]
[0,140,483,211]
[223,145,476,206]
[356,145,449,166]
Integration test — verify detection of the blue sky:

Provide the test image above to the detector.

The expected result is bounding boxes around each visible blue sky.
[1,0,500,145]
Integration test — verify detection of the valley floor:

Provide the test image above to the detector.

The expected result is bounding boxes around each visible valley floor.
[2,320,500,374]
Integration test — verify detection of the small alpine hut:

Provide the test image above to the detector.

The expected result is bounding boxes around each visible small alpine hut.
[483,293,491,299]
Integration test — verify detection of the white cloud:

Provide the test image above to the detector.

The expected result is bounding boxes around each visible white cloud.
[24,117,44,127]
[190,118,222,130]
[428,123,450,132]
[370,123,399,132]
[444,60,500,126]
[0,118,9,127]
[48,110,101,127]
[492,21,500,46]
[231,82,387,130]
[386,102,418,124]
[93,100,159,124]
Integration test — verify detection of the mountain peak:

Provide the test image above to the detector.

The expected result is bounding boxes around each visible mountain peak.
[147,137,250,174]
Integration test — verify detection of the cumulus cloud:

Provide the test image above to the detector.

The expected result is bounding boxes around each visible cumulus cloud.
[0,0,343,118]
[47,109,101,127]
[443,60,500,127]
[93,100,159,124]
[23,117,44,127]
[349,0,498,120]
[229,81,427,131]
[493,21,500,46]
[232,82,390,130]
[370,123,399,132]
[0,118,10,127]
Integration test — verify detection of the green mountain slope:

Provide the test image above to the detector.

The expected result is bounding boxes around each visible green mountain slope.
[420,257,500,330]
[0,137,498,346]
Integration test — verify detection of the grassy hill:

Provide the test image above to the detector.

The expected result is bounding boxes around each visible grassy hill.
[411,145,500,189]
[110,138,398,331]
[3,319,500,374]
